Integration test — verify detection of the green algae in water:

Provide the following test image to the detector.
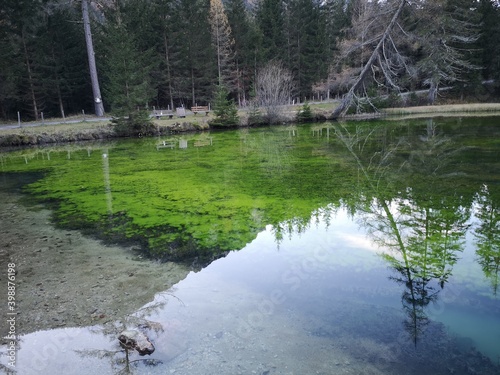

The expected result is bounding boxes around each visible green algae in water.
[1,119,500,272]
[2,118,500,374]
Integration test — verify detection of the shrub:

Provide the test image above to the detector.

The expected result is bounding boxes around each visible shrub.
[246,100,265,126]
[112,109,156,137]
[296,102,314,123]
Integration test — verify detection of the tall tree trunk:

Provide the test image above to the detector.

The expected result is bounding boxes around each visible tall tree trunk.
[51,47,66,119]
[191,67,196,105]
[332,0,407,119]
[163,31,175,110]
[82,0,105,117]
[21,31,39,120]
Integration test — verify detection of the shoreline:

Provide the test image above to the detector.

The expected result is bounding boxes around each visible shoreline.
[1,103,500,148]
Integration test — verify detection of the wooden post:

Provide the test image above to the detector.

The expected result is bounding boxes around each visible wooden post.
[17,111,21,128]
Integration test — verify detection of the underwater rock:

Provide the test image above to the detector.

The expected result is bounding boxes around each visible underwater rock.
[118,329,155,356]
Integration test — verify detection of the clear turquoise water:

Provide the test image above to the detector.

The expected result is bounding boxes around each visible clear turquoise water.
[1,117,500,374]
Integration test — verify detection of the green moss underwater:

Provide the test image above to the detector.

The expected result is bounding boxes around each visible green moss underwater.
[1,118,500,268]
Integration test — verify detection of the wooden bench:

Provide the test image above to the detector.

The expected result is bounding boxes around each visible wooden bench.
[151,109,174,119]
[191,106,210,115]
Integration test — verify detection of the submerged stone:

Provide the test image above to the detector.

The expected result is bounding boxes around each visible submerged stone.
[118,329,155,356]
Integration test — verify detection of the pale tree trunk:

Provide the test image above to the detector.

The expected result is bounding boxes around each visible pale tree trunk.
[428,82,437,105]
[332,0,407,119]
[82,0,104,117]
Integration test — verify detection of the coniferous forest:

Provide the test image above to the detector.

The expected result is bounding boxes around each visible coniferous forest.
[2,0,500,121]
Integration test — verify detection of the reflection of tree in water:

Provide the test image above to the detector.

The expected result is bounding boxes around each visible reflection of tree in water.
[335,122,469,345]
[474,184,500,295]
[75,297,176,374]
[271,204,341,247]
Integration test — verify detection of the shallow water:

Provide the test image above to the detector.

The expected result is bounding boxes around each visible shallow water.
[3,210,500,374]
[1,117,500,374]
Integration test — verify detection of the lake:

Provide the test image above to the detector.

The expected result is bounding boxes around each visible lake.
[0,116,499,374]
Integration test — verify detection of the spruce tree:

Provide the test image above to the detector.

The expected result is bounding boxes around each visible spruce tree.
[100,6,156,136]
[478,0,500,94]
[209,84,239,127]
[174,0,215,106]
[2,0,46,120]
[256,0,287,64]
[38,8,89,118]
[226,0,262,105]
[287,0,329,99]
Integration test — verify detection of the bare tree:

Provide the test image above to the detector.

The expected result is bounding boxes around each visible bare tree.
[82,0,105,117]
[332,0,479,118]
[332,0,407,118]
[255,61,295,124]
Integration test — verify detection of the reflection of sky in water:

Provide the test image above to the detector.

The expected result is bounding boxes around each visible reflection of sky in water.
[2,208,500,374]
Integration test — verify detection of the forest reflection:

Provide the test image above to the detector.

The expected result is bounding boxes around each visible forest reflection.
[1,120,499,309]
[474,184,500,296]
[333,119,498,345]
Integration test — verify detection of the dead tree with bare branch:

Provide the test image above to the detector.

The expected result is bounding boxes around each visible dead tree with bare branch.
[331,0,479,119]
[332,0,407,119]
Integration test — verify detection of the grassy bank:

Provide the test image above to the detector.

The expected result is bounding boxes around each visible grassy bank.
[383,103,500,116]
[0,114,212,147]
[2,102,500,148]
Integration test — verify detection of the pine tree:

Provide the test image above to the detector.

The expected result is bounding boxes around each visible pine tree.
[412,0,480,104]
[287,0,329,99]
[478,0,500,94]
[332,0,480,117]
[209,0,235,87]
[38,8,89,118]
[2,0,47,120]
[226,0,261,105]
[151,0,179,110]
[169,0,215,106]
[101,25,155,113]
[0,1,22,119]
[100,5,156,135]
[256,0,287,64]
[209,84,240,127]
